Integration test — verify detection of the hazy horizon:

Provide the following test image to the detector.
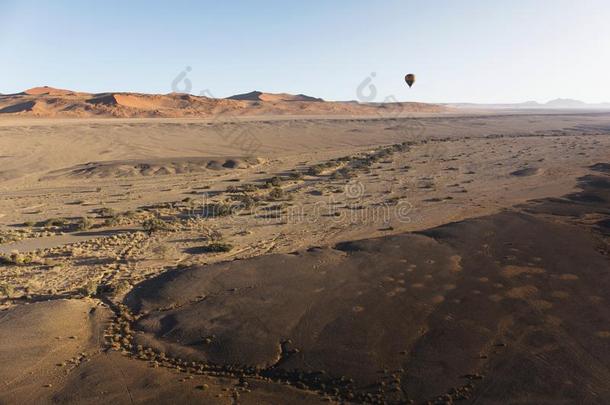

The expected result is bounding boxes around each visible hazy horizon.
[1,0,609,104]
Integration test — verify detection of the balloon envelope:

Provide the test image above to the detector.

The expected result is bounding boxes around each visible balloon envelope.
[405,73,415,88]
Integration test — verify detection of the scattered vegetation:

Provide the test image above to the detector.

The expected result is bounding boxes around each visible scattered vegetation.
[268,176,283,187]
[200,241,234,253]
[42,217,68,228]
[240,183,260,192]
[202,202,235,218]
[80,280,99,297]
[76,216,93,231]
[268,187,285,201]
[103,215,120,227]
[142,217,171,234]
[0,282,15,298]
[231,194,257,210]
[307,142,411,179]
[0,251,40,266]
[288,171,304,180]
[151,243,177,259]
[112,280,132,296]
[97,207,116,218]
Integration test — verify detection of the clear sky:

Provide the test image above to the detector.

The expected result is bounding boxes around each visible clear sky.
[1,0,609,103]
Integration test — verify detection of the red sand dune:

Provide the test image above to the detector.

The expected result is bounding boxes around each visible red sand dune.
[0,87,447,118]
[23,86,75,96]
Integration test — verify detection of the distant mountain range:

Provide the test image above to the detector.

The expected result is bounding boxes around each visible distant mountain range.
[447,98,610,110]
[0,87,445,118]
[227,90,324,103]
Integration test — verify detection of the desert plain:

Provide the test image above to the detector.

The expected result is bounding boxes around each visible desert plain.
[0,89,609,404]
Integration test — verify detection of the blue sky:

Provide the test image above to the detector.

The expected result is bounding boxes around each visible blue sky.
[1,0,609,103]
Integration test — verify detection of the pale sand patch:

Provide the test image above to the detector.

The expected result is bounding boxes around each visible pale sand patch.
[551,291,570,299]
[506,285,539,299]
[501,265,546,278]
[545,315,563,326]
[449,255,462,272]
[531,300,553,310]
[431,295,445,304]
[488,294,503,302]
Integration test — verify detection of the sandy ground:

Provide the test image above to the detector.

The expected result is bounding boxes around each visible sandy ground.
[0,111,609,404]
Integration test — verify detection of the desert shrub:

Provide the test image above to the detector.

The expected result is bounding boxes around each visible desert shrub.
[288,171,304,180]
[42,217,67,228]
[25,280,42,295]
[13,253,32,265]
[226,185,239,193]
[97,207,116,218]
[76,216,93,231]
[112,280,132,296]
[330,171,343,180]
[339,168,355,178]
[208,228,224,242]
[201,242,233,253]
[308,165,324,176]
[232,194,256,209]
[268,176,283,187]
[151,243,176,259]
[0,282,15,298]
[1,252,36,266]
[393,142,410,152]
[240,183,259,192]
[80,280,99,297]
[142,217,170,234]
[202,202,234,218]
[103,215,120,227]
[268,187,284,201]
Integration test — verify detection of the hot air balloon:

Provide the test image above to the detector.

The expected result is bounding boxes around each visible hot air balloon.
[405,73,415,88]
